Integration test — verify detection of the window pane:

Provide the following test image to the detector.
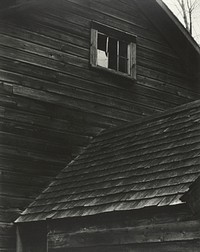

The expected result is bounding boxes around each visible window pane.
[97,33,109,68]
[119,57,128,73]
[98,33,108,51]
[119,41,128,58]
[97,49,108,68]
[108,37,117,70]
[96,32,130,75]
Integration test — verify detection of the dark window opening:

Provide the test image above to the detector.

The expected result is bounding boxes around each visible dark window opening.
[97,32,129,74]
[90,22,137,79]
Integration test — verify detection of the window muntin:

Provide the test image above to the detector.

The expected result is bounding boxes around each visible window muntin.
[90,22,136,79]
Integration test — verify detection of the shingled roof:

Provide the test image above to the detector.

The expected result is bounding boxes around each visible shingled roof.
[16,100,200,223]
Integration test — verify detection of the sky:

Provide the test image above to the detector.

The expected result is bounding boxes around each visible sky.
[162,0,200,44]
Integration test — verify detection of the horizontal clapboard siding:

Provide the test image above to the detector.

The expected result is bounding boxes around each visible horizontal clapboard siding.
[0,0,199,251]
[46,207,200,252]
[16,206,198,251]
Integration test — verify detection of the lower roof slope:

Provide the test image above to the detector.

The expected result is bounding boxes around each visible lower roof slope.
[16,100,200,223]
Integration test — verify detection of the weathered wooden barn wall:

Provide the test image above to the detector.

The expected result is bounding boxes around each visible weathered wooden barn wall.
[0,0,199,250]
[17,206,200,252]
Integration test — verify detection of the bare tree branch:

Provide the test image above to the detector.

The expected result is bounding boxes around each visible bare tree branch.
[174,0,198,34]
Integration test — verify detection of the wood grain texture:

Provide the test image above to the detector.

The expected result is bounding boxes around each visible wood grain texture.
[1,0,200,251]
[46,206,200,251]
[48,241,200,252]
[15,204,200,251]
[48,221,200,248]
[16,100,200,223]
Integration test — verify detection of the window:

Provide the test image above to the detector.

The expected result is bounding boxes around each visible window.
[90,22,137,79]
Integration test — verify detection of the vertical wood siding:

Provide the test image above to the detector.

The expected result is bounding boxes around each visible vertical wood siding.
[0,0,199,250]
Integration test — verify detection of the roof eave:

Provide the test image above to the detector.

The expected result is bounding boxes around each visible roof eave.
[155,0,200,55]
[136,0,200,78]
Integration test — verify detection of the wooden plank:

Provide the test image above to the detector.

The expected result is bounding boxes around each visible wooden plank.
[137,46,183,71]
[0,209,22,223]
[0,236,15,250]
[48,240,200,252]
[90,28,97,67]
[48,220,200,249]
[49,0,168,44]
[12,84,145,121]
[89,0,148,27]
[0,21,89,49]
[137,56,192,80]
[15,222,47,252]
[0,19,179,60]
[0,33,89,59]
[181,176,200,214]
[0,44,88,69]
[0,2,199,251]
[25,11,90,39]
[0,46,197,107]
[16,227,23,252]
[0,52,196,105]
[0,126,90,154]
[41,5,91,29]
[0,81,160,122]
[10,81,163,115]
[0,195,32,211]
[87,5,168,44]
[0,56,59,83]
[0,2,197,97]
[0,143,69,164]
[0,55,163,117]
[0,171,51,187]
[65,0,142,20]
[0,223,15,236]
[1,102,117,130]
[0,69,180,111]
[138,37,181,58]
[0,131,77,156]
[0,118,93,145]
[0,183,43,200]
[137,76,195,102]
[0,156,63,177]
[137,66,198,96]
[2,72,161,115]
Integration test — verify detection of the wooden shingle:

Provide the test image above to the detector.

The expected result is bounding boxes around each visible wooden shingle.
[16,100,200,223]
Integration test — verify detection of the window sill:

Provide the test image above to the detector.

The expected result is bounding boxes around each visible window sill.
[91,64,136,81]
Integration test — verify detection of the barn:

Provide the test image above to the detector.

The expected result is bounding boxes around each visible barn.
[0,0,199,251]
[16,99,200,251]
